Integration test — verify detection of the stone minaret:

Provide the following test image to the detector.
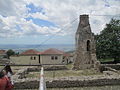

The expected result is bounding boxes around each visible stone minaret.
[73,14,99,70]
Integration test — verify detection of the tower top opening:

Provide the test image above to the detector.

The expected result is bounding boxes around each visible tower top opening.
[79,14,89,27]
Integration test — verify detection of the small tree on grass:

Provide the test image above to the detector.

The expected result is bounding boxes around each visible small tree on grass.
[6,49,15,59]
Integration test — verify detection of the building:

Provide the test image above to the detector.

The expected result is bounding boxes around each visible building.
[0,50,10,64]
[63,53,74,64]
[10,49,40,64]
[74,15,99,70]
[10,48,71,65]
[0,50,7,59]
[40,48,64,64]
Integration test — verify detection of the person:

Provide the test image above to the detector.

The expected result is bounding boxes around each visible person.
[4,65,14,85]
[0,70,13,90]
[4,65,13,78]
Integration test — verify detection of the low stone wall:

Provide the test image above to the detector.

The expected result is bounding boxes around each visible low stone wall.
[0,59,10,64]
[17,68,28,79]
[13,75,120,89]
[44,65,68,71]
[101,64,120,71]
[46,78,120,88]
[27,65,68,72]
[12,67,29,81]
[12,64,120,89]
[14,79,39,89]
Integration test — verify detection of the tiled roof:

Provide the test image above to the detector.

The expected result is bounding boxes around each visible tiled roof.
[63,53,71,57]
[41,48,64,55]
[20,49,40,55]
[0,50,6,54]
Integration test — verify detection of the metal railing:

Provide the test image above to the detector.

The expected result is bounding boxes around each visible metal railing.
[39,67,46,90]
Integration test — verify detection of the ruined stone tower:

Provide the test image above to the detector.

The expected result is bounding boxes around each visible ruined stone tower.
[74,14,99,70]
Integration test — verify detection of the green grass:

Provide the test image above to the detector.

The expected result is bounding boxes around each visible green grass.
[66,63,73,69]
[26,69,102,79]
[26,64,102,78]
[98,58,114,62]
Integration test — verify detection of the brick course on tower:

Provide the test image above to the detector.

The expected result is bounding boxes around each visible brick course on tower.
[73,14,99,70]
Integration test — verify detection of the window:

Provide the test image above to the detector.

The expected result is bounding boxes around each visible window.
[51,56,58,60]
[87,40,90,51]
[55,56,58,60]
[30,56,33,60]
[31,56,36,60]
[34,57,36,60]
[63,56,65,59]
[51,56,54,60]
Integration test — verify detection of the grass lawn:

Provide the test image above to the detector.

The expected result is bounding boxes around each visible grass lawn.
[26,63,102,79]
[66,63,73,69]
[98,58,114,62]
[26,69,102,79]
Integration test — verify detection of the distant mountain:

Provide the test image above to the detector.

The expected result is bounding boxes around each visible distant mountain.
[0,44,75,53]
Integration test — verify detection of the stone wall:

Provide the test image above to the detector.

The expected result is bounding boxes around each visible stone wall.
[13,75,120,89]
[14,79,39,89]
[12,67,29,81]
[0,59,10,64]
[46,78,120,88]
[12,64,120,89]
[27,65,68,72]
[74,15,99,70]
[101,64,120,70]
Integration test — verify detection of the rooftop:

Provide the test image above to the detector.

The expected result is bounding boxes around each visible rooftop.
[20,48,67,55]
[20,49,40,55]
[41,48,64,55]
[0,50,6,54]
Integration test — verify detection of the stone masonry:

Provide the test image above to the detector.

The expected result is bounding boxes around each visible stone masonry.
[74,14,99,70]
[14,74,120,89]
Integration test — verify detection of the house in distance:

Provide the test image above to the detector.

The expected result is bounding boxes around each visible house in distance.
[10,49,40,65]
[10,48,73,65]
[0,50,7,59]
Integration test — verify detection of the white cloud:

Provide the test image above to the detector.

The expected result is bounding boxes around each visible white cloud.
[0,0,27,17]
[28,12,48,20]
[0,0,120,38]
[0,14,63,38]
[28,0,120,34]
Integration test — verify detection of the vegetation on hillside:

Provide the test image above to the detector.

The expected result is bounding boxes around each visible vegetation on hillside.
[95,19,120,63]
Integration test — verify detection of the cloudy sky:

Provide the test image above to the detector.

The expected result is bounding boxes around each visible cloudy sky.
[0,0,120,45]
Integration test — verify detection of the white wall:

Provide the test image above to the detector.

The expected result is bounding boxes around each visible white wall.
[10,55,39,64]
[40,54,63,64]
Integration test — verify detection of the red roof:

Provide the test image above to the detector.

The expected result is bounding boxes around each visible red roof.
[20,49,40,55]
[41,48,64,55]
[0,50,6,54]
[63,53,71,57]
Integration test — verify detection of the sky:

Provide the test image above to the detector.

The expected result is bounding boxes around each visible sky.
[0,0,120,45]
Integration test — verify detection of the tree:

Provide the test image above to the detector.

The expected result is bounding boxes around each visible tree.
[95,19,120,62]
[6,49,15,59]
